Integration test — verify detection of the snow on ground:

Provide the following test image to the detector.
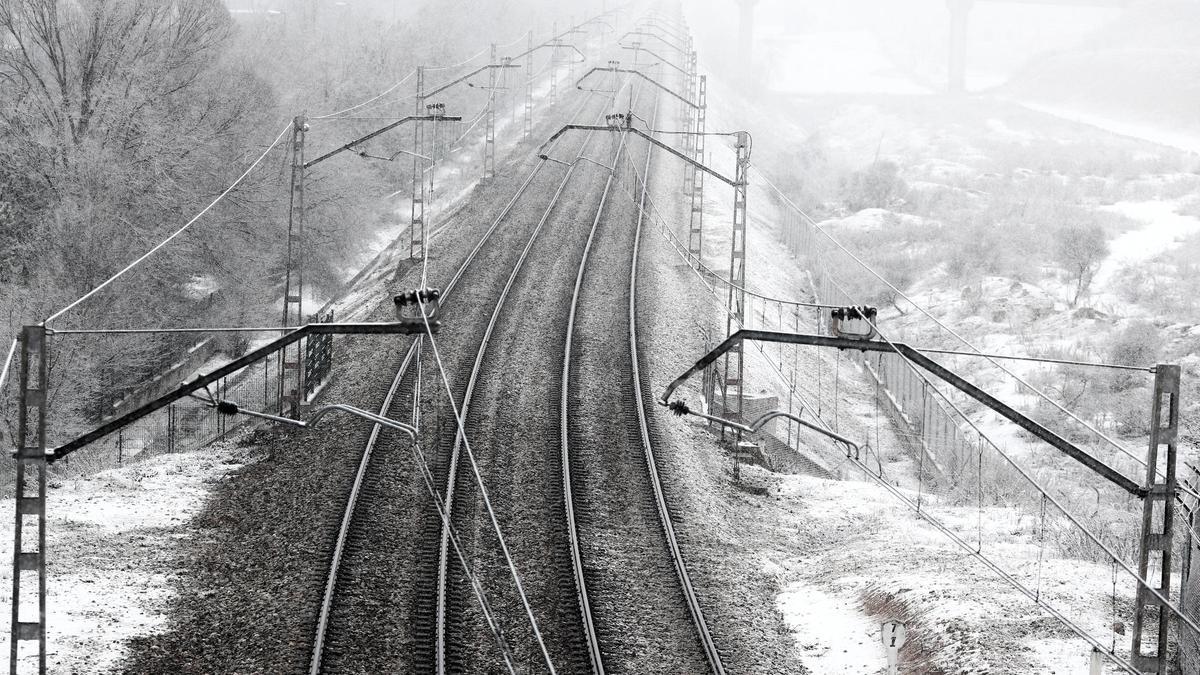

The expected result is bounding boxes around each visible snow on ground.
[768,471,1139,674]
[1093,200,1200,292]
[682,32,1170,670]
[774,579,888,674]
[1014,100,1200,156]
[0,442,253,673]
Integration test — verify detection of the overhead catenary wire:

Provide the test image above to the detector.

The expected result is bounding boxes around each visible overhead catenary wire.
[618,150,823,422]
[0,337,17,392]
[749,164,1163,480]
[859,311,1200,641]
[842,451,1144,675]
[43,122,293,326]
[406,438,519,674]
[621,145,1195,661]
[314,30,521,123]
[310,68,419,120]
[414,299,559,675]
[422,43,494,72]
[751,161,1200,503]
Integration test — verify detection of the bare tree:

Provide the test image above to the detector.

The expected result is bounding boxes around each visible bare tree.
[0,0,231,153]
[1053,222,1109,307]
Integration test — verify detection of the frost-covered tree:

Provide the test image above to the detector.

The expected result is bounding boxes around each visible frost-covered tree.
[1053,222,1109,307]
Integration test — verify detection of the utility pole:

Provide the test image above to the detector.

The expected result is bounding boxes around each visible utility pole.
[569,16,577,82]
[720,131,750,427]
[525,30,534,140]
[683,49,696,189]
[737,0,758,77]
[1131,364,1180,673]
[410,67,426,260]
[550,31,562,105]
[10,325,48,675]
[484,44,498,183]
[280,115,307,419]
[947,0,972,93]
[680,39,695,155]
[687,75,707,265]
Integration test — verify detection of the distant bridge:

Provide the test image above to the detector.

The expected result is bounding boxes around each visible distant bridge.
[733,0,1141,91]
[948,0,1133,91]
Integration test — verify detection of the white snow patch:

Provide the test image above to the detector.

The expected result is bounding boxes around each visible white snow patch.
[182,274,219,300]
[1093,200,1200,290]
[1015,100,1200,155]
[776,581,889,674]
[0,447,248,672]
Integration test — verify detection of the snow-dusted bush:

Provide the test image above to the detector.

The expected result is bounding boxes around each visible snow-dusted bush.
[840,160,907,212]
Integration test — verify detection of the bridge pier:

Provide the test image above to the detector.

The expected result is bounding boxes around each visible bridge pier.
[737,0,758,76]
[947,0,973,93]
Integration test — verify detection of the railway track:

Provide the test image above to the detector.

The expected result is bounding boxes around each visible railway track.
[431,73,643,674]
[307,62,624,673]
[560,79,725,674]
[310,16,723,674]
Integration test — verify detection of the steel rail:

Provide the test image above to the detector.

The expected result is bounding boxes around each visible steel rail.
[558,89,640,675]
[308,75,612,674]
[433,74,638,675]
[628,88,726,674]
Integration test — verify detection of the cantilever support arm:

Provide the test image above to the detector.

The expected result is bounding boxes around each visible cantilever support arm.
[635,18,689,44]
[576,67,697,109]
[424,62,522,100]
[622,30,688,55]
[536,124,736,186]
[50,321,438,461]
[304,115,463,169]
[619,45,689,76]
[582,17,615,32]
[509,41,587,63]
[657,329,1145,498]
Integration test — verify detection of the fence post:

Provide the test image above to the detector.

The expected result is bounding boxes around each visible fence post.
[1131,364,1180,673]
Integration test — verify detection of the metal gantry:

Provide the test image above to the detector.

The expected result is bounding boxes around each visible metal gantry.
[7,320,435,674]
[550,34,562,105]
[1132,364,1181,673]
[10,326,48,675]
[524,31,534,140]
[680,39,695,156]
[687,74,707,264]
[484,44,499,183]
[281,115,308,418]
[720,131,751,426]
[410,66,427,261]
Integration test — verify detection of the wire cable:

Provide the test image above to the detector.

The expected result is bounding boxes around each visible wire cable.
[423,44,493,72]
[612,56,1192,667]
[311,68,419,120]
[44,122,292,326]
[860,311,1200,640]
[633,143,1186,664]
[0,337,17,392]
[620,120,1149,669]
[750,165,1161,480]
[415,300,558,675]
[757,163,1200,501]
[407,439,519,674]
